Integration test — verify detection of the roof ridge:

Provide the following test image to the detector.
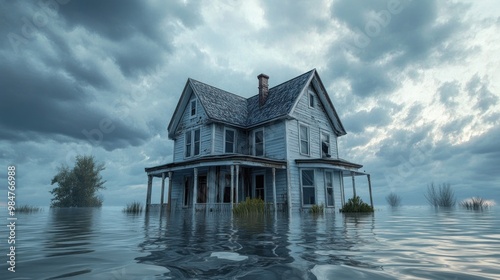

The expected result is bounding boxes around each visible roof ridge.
[246,69,316,100]
[188,78,248,101]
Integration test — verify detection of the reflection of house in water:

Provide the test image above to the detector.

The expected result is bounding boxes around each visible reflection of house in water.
[145,69,373,212]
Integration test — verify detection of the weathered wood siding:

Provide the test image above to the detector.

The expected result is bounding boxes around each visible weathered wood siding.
[263,121,286,160]
[173,92,211,162]
[289,85,339,159]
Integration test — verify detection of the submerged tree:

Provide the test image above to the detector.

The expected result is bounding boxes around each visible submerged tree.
[424,183,456,207]
[50,155,106,207]
[386,192,402,207]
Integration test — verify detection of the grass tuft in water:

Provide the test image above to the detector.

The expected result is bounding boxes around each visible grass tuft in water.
[310,204,324,214]
[233,198,271,215]
[425,183,456,207]
[460,197,495,210]
[123,201,143,214]
[17,205,42,213]
[386,192,402,207]
[340,196,374,213]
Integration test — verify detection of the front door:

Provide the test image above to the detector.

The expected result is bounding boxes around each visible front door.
[197,175,207,203]
[254,174,265,200]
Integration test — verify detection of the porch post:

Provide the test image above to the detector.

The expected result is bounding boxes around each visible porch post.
[160,173,166,207]
[235,165,239,204]
[230,165,234,210]
[340,172,345,207]
[351,172,356,198]
[193,168,198,210]
[367,174,373,208]
[272,167,277,212]
[168,171,173,211]
[146,175,152,213]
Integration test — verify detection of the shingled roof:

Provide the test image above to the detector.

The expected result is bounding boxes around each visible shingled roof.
[168,69,345,138]
[189,79,248,127]
[189,69,314,128]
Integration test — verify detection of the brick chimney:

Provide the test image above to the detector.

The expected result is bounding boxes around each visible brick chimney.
[258,73,269,106]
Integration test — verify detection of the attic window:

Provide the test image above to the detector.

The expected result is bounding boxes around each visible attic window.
[190,99,196,117]
[309,92,314,108]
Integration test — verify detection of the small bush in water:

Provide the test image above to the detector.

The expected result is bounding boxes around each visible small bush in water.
[340,196,374,213]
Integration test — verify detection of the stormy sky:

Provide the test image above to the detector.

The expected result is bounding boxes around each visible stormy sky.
[1,0,499,207]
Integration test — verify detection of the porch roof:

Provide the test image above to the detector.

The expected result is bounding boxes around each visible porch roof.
[145,154,287,176]
[295,158,367,176]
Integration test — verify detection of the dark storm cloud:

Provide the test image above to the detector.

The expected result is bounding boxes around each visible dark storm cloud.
[437,81,460,108]
[466,74,498,112]
[0,1,189,150]
[327,0,470,97]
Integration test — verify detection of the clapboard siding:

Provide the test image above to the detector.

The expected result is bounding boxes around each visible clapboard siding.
[173,94,210,162]
[290,85,339,159]
[263,122,286,160]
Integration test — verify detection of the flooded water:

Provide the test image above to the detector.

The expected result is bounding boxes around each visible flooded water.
[1,206,499,279]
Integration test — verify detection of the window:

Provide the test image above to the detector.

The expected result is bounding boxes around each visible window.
[301,170,315,205]
[193,129,200,156]
[325,171,334,207]
[309,92,315,108]
[185,128,200,158]
[255,174,265,200]
[224,128,236,153]
[185,131,191,158]
[299,124,309,155]
[254,129,264,156]
[321,132,331,158]
[190,99,196,117]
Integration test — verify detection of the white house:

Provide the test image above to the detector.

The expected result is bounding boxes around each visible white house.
[144,69,372,212]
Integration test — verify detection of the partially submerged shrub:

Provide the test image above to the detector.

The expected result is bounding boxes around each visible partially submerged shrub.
[460,197,495,210]
[310,204,324,214]
[340,196,374,213]
[17,205,42,213]
[233,198,270,215]
[386,192,402,207]
[123,201,143,213]
[425,183,456,207]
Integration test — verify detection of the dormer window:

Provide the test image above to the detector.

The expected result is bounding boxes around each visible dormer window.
[321,132,331,158]
[190,99,196,117]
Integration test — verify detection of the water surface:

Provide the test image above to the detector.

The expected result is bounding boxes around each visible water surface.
[1,206,499,279]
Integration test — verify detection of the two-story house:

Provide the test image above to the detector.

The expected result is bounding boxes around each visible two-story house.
[144,69,373,212]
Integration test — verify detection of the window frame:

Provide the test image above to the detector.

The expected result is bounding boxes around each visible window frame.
[301,169,315,206]
[253,128,264,156]
[321,131,331,158]
[190,99,197,118]
[224,127,236,154]
[299,123,310,156]
[185,128,201,158]
[308,91,315,108]
[185,130,192,158]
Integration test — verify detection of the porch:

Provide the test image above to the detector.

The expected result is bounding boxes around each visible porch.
[144,155,287,213]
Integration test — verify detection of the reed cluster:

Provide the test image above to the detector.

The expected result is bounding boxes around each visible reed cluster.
[17,205,42,213]
[460,197,495,210]
[123,201,143,213]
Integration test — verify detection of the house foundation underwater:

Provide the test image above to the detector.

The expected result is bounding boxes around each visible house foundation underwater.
[145,69,372,213]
